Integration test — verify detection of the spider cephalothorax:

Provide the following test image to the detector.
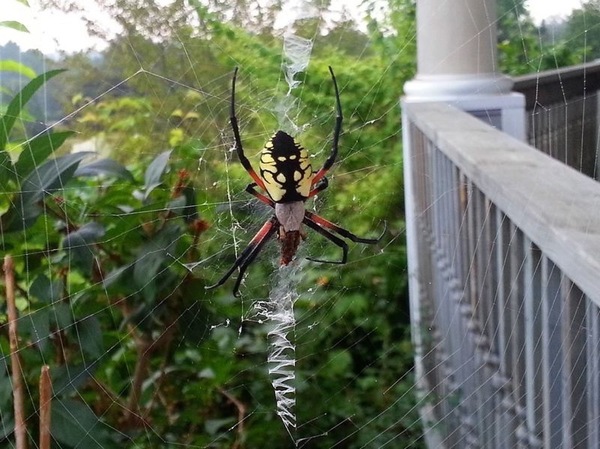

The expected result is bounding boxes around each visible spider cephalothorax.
[206,66,384,296]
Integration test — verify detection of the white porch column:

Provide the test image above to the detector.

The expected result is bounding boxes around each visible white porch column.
[403,0,525,139]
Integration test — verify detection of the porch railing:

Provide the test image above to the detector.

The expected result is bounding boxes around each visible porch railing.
[513,61,600,179]
[403,101,600,448]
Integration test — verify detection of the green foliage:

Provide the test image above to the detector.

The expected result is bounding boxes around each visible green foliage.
[563,2,600,61]
[496,0,596,74]
[0,70,124,446]
[0,39,65,126]
[0,60,36,79]
[0,71,213,448]
[0,71,76,230]
[0,2,420,448]
[0,21,29,33]
[496,0,549,74]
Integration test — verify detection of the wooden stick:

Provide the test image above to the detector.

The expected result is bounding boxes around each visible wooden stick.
[39,365,51,449]
[5,255,28,449]
[218,388,247,449]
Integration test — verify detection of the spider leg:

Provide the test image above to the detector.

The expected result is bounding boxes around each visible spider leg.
[303,216,348,264]
[245,183,275,208]
[307,177,328,198]
[312,66,342,186]
[305,211,386,243]
[206,216,278,296]
[230,67,267,191]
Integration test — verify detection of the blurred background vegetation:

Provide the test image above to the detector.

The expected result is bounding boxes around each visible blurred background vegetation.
[0,0,596,447]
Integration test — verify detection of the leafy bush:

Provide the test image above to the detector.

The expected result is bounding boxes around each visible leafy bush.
[1,9,418,447]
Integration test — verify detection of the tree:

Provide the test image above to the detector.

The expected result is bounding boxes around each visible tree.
[563,2,600,61]
[495,0,584,74]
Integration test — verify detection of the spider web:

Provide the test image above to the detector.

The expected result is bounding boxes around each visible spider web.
[0,0,594,448]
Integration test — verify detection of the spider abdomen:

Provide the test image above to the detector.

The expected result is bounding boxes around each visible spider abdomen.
[259,131,313,203]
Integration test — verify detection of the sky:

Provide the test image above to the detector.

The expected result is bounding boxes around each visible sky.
[527,0,585,23]
[0,0,589,56]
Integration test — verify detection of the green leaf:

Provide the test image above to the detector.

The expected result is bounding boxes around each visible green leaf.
[0,86,13,96]
[0,60,36,78]
[52,303,73,329]
[168,185,199,222]
[75,158,135,181]
[21,308,50,353]
[29,274,62,303]
[205,417,236,435]
[133,223,181,299]
[143,150,171,199]
[178,291,211,344]
[326,349,353,377]
[52,364,97,394]
[51,399,115,449]
[74,316,103,358]
[0,21,29,33]
[102,264,133,289]
[0,415,15,440]
[1,151,93,231]
[0,69,65,151]
[0,356,12,407]
[15,131,75,178]
[62,222,105,273]
[0,360,15,436]
[0,151,13,189]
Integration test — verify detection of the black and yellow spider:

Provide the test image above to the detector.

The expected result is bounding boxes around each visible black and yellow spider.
[207,66,383,296]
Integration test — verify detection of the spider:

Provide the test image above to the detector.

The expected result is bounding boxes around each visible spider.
[206,66,384,296]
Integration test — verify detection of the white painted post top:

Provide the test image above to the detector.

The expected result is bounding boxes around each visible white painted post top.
[405,0,513,98]
[403,0,525,140]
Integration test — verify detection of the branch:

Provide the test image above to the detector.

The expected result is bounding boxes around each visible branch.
[5,255,28,449]
[122,337,151,429]
[88,376,126,415]
[219,388,247,449]
[39,366,52,449]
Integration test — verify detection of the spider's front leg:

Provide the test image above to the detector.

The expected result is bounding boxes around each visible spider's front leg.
[312,66,342,186]
[230,68,267,191]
